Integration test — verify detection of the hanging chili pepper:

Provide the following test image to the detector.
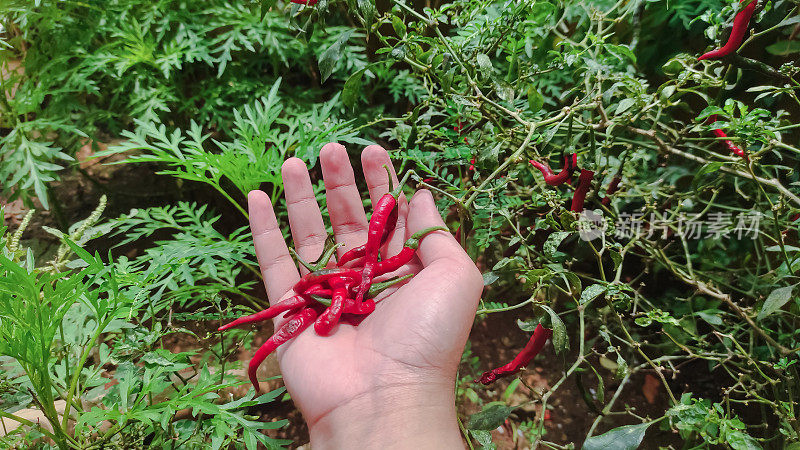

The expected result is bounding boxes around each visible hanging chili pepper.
[707,115,748,160]
[698,0,758,61]
[249,307,318,392]
[469,156,476,171]
[374,226,447,275]
[290,0,318,5]
[475,324,553,385]
[570,169,595,212]
[530,153,578,186]
[601,177,621,207]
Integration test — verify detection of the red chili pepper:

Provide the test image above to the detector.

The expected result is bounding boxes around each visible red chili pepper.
[338,208,397,266]
[352,170,412,309]
[707,115,748,160]
[218,295,309,331]
[314,277,348,336]
[469,156,476,171]
[601,177,621,207]
[374,226,447,275]
[570,169,595,212]
[353,192,395,306]
[344,298,376,315]
[530,153,578,186]
[475,324,553,385]
[782,213,800,237]
[249,307,317,392]
[293,268,360,295]
[290,0,318,5]
[698,0,758,61]
[217,285,326,332]
[311,274,413,307]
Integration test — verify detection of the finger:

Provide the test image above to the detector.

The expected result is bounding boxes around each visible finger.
[361,145,408,255]
[248,190,300,302]
[390,189,483,326]
[361,144,398,206]
[283,158,328,274]
[405,189,469,268]
[320,142,368,256]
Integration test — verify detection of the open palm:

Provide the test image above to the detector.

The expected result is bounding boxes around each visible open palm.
[246,143,483,428]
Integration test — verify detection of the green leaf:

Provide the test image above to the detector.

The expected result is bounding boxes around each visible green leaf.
[609,249,622,271]
[544,231,570,258]
[539,305,568,354]
[766,41,800,56]
[726,429,762,450]
[502,378,522,401]
[517,318,540,332]
[696,162,725,176]
[482,271,500,286]
[476,53,493,73]
[583,422,654,450]
[467,403,515,430]
[470,430,496,449]
[616,98,636,115]
[580,284,606,305]
[319,30,354,82]
[606,44,637,64]
[615,353,629,380]
[342,68,367,108]
[757,285,795,320]
[527,85,544,113]
[392,15,406,37]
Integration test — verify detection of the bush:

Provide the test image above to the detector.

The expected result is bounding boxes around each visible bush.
[2,0,799,448]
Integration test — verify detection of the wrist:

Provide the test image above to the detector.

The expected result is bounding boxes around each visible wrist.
[307,379,464,449]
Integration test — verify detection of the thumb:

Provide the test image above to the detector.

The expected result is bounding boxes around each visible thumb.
[405,189,467,268]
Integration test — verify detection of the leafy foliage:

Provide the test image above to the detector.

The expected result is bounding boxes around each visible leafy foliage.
[3,0,800,447]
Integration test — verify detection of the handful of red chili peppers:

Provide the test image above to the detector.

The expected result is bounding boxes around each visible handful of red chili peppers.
[220,167,445,391]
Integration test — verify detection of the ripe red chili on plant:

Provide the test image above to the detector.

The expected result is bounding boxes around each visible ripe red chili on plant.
[601,176,621,207]
[475,324,553,385]
[530,153,578,186]
[706,115,748,160]
[570,169,595,212]
[698,0,758,61]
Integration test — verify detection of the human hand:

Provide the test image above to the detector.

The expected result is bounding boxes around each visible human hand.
[247,143,483,448]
